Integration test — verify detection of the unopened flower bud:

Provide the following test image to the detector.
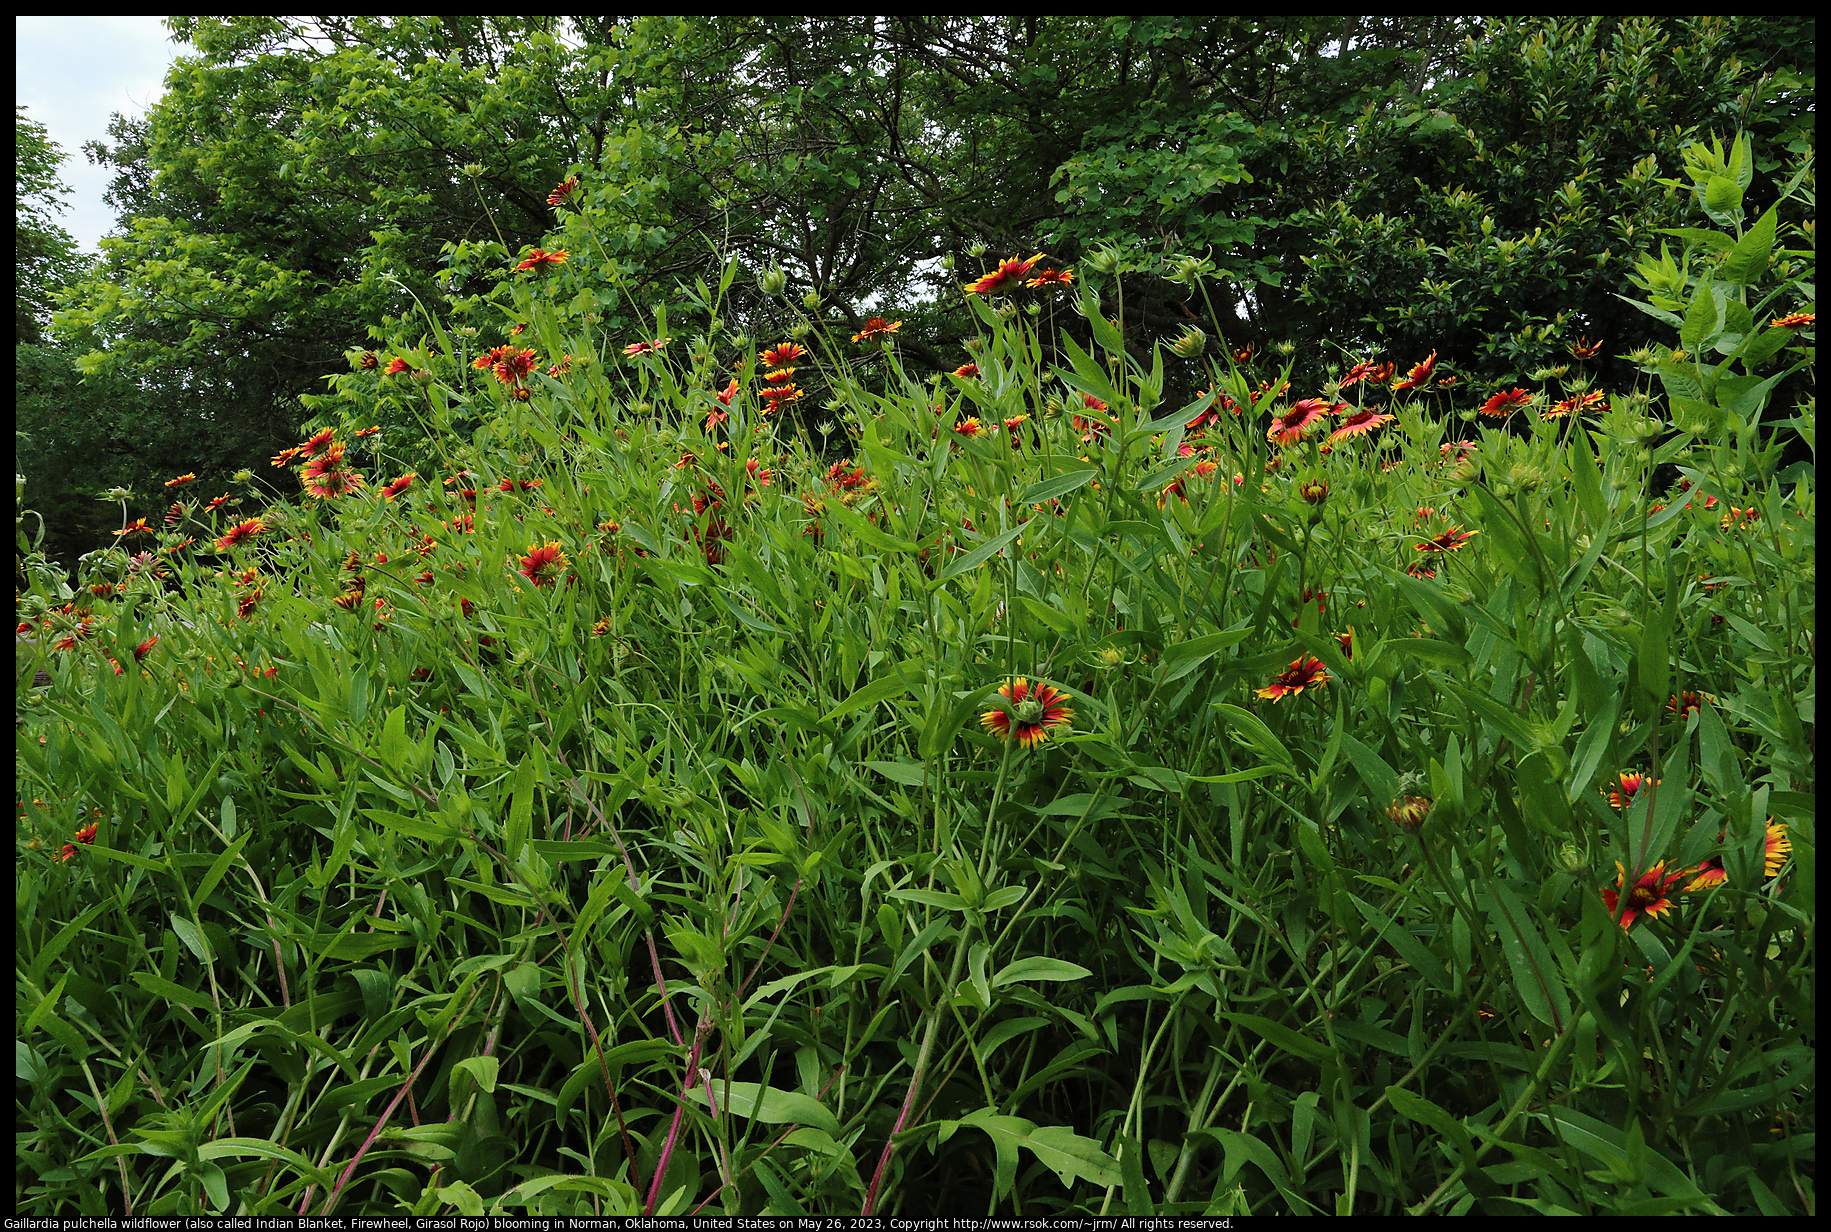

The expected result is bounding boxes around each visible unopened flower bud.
[759,265,787,296]
[1556,840,1585,873]
[1170,326,1206,359]
[1167,254,1212,285]
[1084,244,1121,275]
[1387,795,1433,832]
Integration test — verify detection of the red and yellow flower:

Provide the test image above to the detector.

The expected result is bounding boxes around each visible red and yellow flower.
[1602,861,1687,929]
[1328,407,1394,442]
[980,677,1074,748]
[1025,267,1074,288]
[1545,390,1608,420]
[1606,770,1659,812]
[517,541,569,588]
[1073,394,1111,442]
[474,345,540,387]
[1255,655,1330,702]
[759,342,807,368]
[513,248,569,273]
[1682,858,1727,892]
[1569,336,1603,359]
[214,518,267,551]
[966,253,1047,296]
[301,450,364,500]
[1392,351,1438,392]
[1267,399,1331,447]
[1764,820,1792,876]
[1479,388,1532,417]
[58,821,101,863]
[851,317,902,343]
[1416,525,1478,554]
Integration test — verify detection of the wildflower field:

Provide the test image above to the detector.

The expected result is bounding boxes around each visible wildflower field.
[16,135,1814,1217]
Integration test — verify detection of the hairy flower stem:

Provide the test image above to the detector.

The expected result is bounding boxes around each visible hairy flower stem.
[644,1016,715,1215]
[862,932,974,1215]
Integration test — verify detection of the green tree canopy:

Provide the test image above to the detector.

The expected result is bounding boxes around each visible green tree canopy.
[16,104,89,345]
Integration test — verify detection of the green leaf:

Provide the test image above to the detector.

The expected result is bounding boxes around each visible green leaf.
[823,666,916,722]
[380,704,408,770]
[684,1080,840,1137]
[361,808,458,843]
[27,902,110,991]
[1679,281,1721,352]
[1569,429,1607,532]
[170,914,214,966]
[937,519,1032,582]
[954,1107,1123,1189]
[1210,703,1296,772]
[1391,638,1471,670]
[130,972,216,1012]
[1350,895,1450,991]
[1703,175,1743,229]
[1019,465,1098,506]
[1080,287,1124,354]
[1132,451,1200,493]
[888,888,969,911]
[863,759,928,787]
[1155,628,1251,685]
[1477,880,1571,1032]
[1337,733,1399,809]
[822,497,919,553]
[991,957,1093,987]
[1220,1011,1333,1063]
[1385,1086,1478,1160]
[1566,691,1622,804]
[450,1056,500,1100]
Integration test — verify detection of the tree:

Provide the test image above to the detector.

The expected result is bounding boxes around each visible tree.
[16,105,89,345]
[1283,16,1816,394]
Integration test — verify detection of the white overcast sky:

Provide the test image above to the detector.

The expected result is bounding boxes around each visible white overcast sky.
[16,15,185,255]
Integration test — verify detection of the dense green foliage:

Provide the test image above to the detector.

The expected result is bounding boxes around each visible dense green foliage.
[23,17,1814,581]
[15,130,1815,1216]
